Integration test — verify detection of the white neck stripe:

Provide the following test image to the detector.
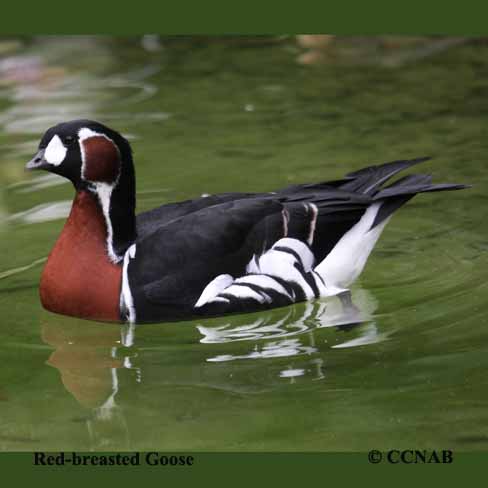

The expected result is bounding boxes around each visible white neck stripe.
[78,127,122,263]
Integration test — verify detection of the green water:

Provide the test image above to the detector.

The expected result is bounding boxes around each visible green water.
[0,36,487,451]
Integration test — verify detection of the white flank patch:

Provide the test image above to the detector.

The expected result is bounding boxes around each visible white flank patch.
[230,280,273,304]
[121,244,137,324]
[259,250,314,299]
[246,254,261,274]
[198,236,346,310]
[254,238,315,299]
[209,297,230,304]
[307,203,318,245]
[234,275,293,300]
[315,203,390,289]
[44,135,67,166]
[273,237,315,271]
[218,284,266,303]
[195,274,234,308]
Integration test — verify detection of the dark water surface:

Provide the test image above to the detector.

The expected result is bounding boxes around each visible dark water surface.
[0,36,487,451]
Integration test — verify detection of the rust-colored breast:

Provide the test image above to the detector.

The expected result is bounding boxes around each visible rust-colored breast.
[40,191,122,322]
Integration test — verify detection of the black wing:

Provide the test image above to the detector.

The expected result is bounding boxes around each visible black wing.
[136,192,256,237]
[129,198,284,321]
[134,158,435,247]
[128,191,372,322]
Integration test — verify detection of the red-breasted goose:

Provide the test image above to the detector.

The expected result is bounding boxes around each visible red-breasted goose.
[26,120,468,323]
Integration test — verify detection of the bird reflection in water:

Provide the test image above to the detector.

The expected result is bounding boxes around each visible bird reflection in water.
[198,289,383,362]
[40,288,385,448]
[40,318,138,450]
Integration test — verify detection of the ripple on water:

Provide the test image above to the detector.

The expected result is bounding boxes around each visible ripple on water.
[197,288,389,363]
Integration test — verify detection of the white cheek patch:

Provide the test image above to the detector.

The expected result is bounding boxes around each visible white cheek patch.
[44,135,67,166]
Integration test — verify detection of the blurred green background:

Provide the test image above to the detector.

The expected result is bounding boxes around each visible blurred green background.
[0,36,486,451]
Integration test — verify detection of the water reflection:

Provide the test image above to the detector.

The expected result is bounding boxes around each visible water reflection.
[199,289,380,360]
[41,319,138,449]
[0,37,164,139]
[39,289,383,448]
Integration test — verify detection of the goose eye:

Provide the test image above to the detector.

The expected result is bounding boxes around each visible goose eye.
[63,135,75,145]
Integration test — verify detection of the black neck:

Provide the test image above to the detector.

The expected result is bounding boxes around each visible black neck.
[107,167,137,261]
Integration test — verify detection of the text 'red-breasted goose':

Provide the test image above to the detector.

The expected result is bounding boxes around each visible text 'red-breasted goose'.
[26,120,468,324]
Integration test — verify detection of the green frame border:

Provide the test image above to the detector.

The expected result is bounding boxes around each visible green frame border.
[2,0,488,482]
[0,452,482,484]
[1,1,488,35]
